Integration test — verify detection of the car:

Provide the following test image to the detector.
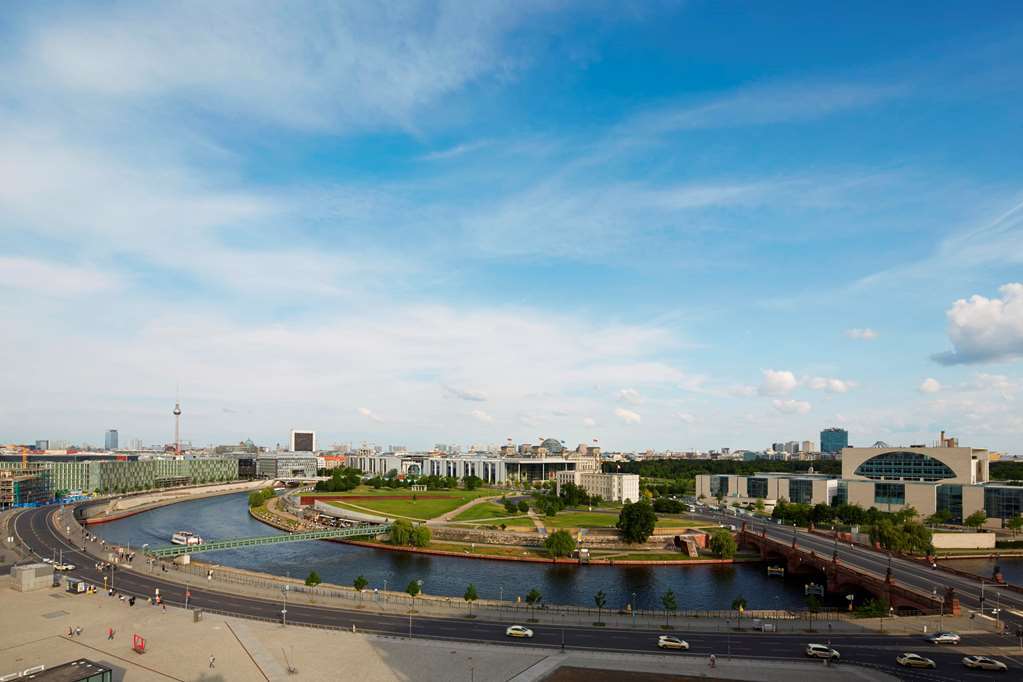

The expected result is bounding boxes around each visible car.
[505,625,534,638]
[54,563,75,571]
[897,653,936,669]
[657,635,689,650]
[806,644,840,660]
[962,656,1008,671]
[926,631,961,645]
[41,558,53,564]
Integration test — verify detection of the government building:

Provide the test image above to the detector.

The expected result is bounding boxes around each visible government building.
[695,434,1022,526]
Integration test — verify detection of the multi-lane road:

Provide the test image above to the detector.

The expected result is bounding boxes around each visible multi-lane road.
[11,504,1023,681]
[699,507,1023,635]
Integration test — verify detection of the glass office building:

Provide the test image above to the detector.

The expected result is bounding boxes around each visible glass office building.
[820,427,848,455]
[984,486,1023,522]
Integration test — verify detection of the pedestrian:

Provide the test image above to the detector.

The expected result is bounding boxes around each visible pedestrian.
[67,625,73,637]
[107,627,114,640]
[75,626,82,637]
[709,654,716,668]
[162,602,166,612]
[209,655,216,669]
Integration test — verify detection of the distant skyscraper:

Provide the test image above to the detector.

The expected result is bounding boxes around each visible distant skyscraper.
[820,427,849,454]
[801,440,814,453]
[35,439,49,451]
[104,429,119,450]
[290,430,316,452]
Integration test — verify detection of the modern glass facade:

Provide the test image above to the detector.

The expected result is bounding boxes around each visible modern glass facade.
[854,451,956,482]
[874,482,906,505]
[984,486,1023,521]
[709,475,729,497]
[820,428,848,454]
[936,484,963,522]
[746,477,768,498]
[789,479,813,504]
[833,481,848,506]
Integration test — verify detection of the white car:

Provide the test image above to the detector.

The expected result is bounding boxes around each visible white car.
[897,653,936,669]
[54,563,75,571]
[42,558,53,564]
[505,625,534,638]
[806,644,840,660]
[926,631,961,645]
[962,656,1008,671]
[657,635,689,650]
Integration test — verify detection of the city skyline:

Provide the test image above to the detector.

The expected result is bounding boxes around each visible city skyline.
[2,3,1022,451]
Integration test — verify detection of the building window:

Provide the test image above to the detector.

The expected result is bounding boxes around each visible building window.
[854,452,956,482]
[984,487,1023,521]
[874,482,906,506]
[709,476,729,496]
[833,481,848,506]
[936,485,963,523]
[789,479,813,504]
[746,478,768,499]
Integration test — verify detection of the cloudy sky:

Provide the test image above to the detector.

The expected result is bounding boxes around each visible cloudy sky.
[2,2,1022,452]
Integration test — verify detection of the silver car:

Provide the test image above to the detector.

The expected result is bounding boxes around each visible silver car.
[926,631,960,645]
[962,656,1008,671]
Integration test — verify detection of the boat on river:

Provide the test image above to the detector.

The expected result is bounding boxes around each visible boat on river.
[171,531,204,546]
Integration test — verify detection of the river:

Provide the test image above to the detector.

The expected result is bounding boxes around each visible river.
[90,492,1020,610]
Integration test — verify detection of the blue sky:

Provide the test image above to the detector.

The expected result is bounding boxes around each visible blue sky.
[2,1,1022,452]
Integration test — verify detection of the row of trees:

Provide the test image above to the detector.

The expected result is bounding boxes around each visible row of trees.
[248,487,275,507]
[313,467,362,492]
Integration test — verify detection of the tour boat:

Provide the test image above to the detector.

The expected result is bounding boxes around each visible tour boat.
[170,531,204,546]
[766,566,785,577]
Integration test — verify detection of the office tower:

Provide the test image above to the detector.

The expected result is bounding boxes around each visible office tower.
[290,430,316,452]
[820,427,849,454]
[104,430,119,450]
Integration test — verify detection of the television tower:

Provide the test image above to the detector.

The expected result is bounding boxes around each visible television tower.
[173,399,182,456]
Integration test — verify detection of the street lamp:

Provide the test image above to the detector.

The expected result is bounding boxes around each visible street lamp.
[282,584,289,626]
[631,592,636,626]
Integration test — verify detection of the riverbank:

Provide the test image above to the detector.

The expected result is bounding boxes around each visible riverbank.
[79,480,266,525]
[252,494,758,567]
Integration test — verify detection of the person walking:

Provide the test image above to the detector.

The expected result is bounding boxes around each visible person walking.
[709,654,716,668]
[107,628,114,640]
[67,625,73,637]
[75,626,82,637]
[208,655,216,669]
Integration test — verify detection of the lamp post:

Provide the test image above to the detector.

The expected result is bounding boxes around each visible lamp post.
[631,592,636,627]
[282,584,289,626]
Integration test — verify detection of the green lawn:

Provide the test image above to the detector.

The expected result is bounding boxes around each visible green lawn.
[453,501,518,522]
[324,488,503,520]
[542,511,621,529]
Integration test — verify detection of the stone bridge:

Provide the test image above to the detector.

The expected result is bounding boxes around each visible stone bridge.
[736,523,958,616]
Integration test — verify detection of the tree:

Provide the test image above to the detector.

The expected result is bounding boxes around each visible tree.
[463,475,482,490]
[464,583,478,617]
[389,519,413,546]
[517,500,529,513]
[353,575,368,592]
[1007,514,1023,536]
[410,524,432,547]
[964,510,988,531]
[925,510,953,527]
[305,570,321,586]
[544,530,576,558]
[593,590,607,625]
[503,498,517,514]
[525,588,542,621]
[661,589,678,626]
[406,580,421,610]
[617,500,657,543]
[709,530,737,559]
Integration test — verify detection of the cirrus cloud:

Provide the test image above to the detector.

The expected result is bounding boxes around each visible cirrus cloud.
[772,399,811,414]
[845,327,878,340]
[614,408,642,424]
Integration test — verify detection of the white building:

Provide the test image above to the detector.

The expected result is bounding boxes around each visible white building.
[556,470,640,503]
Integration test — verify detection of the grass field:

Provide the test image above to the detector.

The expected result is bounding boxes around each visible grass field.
[541,511,620,529]
[452,501,519,522]
[324,487,502,520]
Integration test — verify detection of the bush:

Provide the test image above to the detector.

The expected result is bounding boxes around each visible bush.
[248,488,275,507]
[517,500,529,513]
[653,497,684,514]
[305,571,321,586]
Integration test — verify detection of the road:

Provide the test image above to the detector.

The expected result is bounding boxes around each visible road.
[696,507,1023,635]
[12,504,1023,681]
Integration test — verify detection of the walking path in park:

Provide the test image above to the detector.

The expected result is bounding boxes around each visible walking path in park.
[434,494,504,524]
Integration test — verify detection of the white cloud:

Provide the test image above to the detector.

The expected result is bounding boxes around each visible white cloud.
[582,417,596,427]
[614,408,642,424]
[0,256,123,296]
[845,328,878,340]
[806,376,856,393]
[15,3,551,133]
[469,409,494,423]
[772,399,811,415]
[759,369,799,396]
[444,385,488,402]
[932,283,1023,365]
[919,378,942,394]
[729,384,758,398]
[675,412,696,424]
[357,407,383,422]
[617,388,643,404]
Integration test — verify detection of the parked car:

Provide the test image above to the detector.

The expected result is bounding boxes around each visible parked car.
[962,656,1008,671]
[805,644,840,660]
[926,631,961,645]
[505,625,534,639]
[657,635,689,650]
[896,653,936,669]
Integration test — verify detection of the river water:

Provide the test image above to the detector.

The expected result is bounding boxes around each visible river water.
[90,492,1022,610]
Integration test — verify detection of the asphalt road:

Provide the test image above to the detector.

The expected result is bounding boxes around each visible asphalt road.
[696,508,1023,635]
[12,505,1023,681]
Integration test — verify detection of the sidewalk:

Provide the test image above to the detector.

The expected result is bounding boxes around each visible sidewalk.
[0,578,902,682]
